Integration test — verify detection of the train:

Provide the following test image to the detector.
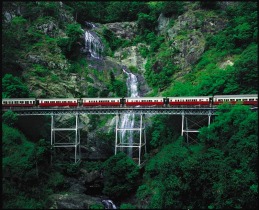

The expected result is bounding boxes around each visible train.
[2,94,258,108]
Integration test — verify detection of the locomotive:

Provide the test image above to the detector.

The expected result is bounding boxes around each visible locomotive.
[2,94,258,108]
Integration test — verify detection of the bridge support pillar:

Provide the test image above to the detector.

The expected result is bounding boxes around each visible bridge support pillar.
[115,113,147,166]
[51,114,81,164]
[181,112,212,144]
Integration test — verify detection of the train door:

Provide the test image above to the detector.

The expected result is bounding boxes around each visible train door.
[163,97,169,107]
[209,97,213,107]
[120,98,126,107]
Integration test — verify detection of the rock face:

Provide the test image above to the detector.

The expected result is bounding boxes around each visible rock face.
[163,8,227,77]
[114,43,148,73]
[48,169,106,209]
[103,22,138,40]
[157,13,170,35]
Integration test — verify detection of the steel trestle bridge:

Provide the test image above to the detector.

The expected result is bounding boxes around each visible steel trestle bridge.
[3,106,257,166]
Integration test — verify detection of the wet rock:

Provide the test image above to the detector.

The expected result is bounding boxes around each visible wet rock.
[157,13,170,35]
[48,193,103,209]
[36,21,58,36]
[80,169,101,183]
[64,177,86,194]
[103,22,137,40]
[114,43,148,73]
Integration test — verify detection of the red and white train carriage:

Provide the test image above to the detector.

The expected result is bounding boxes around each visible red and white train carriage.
[167,96,212,106]
[81,98,121,106]
[213,94,258,106]
[124,97,164,106]
[38,98,78,107]
[2,98,36,107]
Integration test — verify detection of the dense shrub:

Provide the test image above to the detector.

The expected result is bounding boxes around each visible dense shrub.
[102,152,140,199]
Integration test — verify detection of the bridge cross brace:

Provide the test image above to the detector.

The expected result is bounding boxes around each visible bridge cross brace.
[115,113,147,166]
[51,114,81,164]
[181,112,212,144]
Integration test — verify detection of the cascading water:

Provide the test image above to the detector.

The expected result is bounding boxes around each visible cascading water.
[120,67,139,157]
[102,200,117,209]
[83,22,104,59]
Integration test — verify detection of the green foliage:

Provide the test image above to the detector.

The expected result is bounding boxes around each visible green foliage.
[163,81,198,97]
[64,162,81,176]
[224,43,258,94]
[144,52,176,91]
[200,1,219,10]
[64,2,149,24]
[207,2,257,52]
[128,66,139,74]
[57,23,83,59]
[137,13,157,36]
[47,172,65,191]
[138,104,258,209]
[2,74,32,98]
[161,1,185,17]
[120,203,137,209]
[105,2,149,23]
[89,203,104,209]
[102,152,140,199]
[82,161,103,172]
[197,104,258,208]
[2,110,18,126]
[109,71,127,97]
[88,86,99,97]
[102,28,123,52]
[138,45,149,58]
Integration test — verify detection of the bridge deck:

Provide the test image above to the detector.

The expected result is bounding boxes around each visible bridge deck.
[2,106,257,116]
[2,106,218,115]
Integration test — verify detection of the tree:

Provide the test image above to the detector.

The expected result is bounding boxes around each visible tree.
[102,152,140,199]
[2,110,18,126]
[2,74,31,98]
[57,23,83,59]
[198,104,258,208]
[224,43,258,94]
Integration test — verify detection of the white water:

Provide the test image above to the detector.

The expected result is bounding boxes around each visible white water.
[84,22,103,59]
[102,199,117,209]
[120,67,139,157]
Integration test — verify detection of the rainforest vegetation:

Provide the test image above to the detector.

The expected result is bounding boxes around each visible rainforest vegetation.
[2,1,258,209]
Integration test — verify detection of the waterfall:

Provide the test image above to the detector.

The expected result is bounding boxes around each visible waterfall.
[102,200,117,209]
[83,22,104,59]
[120,67,139,157]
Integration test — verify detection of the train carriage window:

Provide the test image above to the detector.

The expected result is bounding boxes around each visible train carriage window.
[249,99,254,101]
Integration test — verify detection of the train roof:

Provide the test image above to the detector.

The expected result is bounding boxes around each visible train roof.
[214,94,258,98]
[167,96,211,98]
[2,98,35,100]
[81,97,121,100]
[38,98,79,100]
[124,97,163,99]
